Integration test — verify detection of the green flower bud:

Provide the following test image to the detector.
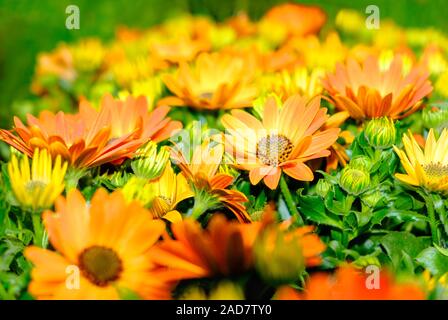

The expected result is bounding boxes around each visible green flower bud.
[422,104,448,130]
[353,255,381,268]
[180,281,245,300]
[364,117,397,149]
[122,176,156,205]
[361,190,382,207]
[316,179,332,198]
[349,155,372,171]
[254,227,305,285]
[339,167,370,196]
[131,142,170,180]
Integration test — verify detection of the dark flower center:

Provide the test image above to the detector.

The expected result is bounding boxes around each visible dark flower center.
[199,92,214,100]
[78,246,123,287]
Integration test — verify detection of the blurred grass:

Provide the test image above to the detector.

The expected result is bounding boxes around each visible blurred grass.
[0,0,446,126]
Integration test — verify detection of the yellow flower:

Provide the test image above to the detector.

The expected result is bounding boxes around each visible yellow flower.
[8,149,67,211]
[123,164,193,223]
[111,57,155,88]
[148,164,194,223]
[289,32,348,70]
[118,77,164,111]
[258,67,325,101]
[70,38,105,72]
[394,129,448,193]
[335,9,365,35]
[435,71,448,98]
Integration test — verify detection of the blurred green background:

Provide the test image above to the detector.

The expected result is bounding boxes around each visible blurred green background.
[0,0,446,127]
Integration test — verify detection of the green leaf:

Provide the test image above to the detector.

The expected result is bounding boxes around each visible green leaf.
[253,190,267,211]
[380,231,431,269]
[416,247,448,276]
[297,191,343,229]
[0,237,25,272]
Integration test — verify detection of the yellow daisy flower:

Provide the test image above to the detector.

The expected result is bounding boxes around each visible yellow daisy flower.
[8,149,67,211]
[148,164,194,223]
[394,129,448,193]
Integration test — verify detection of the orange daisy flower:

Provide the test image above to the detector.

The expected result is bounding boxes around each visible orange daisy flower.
[159,52,257,110]
[171,139,251,223]
[24,189,171,299]
[322,55,433,120]
[0,95,181,168]
[262,3,326,37]
[221,94,339,189]
[276,266,425,300]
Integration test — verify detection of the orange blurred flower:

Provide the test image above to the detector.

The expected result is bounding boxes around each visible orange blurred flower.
[0,95,181,168]
[171,140,251,222]
[31,45,75,94]
[160,52,257,110]
[150,37,209,68]
[322,55,433,120]
[226,12,257,37]
[221,95,339,189]
[25,189,171,299]
[276,266,425,300]
[151,215,259,280]
[262,3,326,37]
[150,213,324,282]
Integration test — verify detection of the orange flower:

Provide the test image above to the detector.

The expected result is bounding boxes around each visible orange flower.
[151,215,259,280]
[262,3,326,37]
[159,52,257,110]
[322,55,433,120]
[31,45,75,94]
[150,37,209,68]
[221,95,339,189]
[171,140,251,222]
[25,189,171,299]
[226,13,257,37]
[151,212,325,282]
[0,95,181,168]
[276,266,425,300]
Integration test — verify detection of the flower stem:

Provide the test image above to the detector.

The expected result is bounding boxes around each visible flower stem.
[65,168,86,191]
[421,191,440,245]
[32,212,47,248]
[191,200,208,220]
[279,175,304,226]
[190,191,218,220]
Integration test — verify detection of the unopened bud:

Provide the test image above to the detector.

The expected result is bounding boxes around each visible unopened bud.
[364,117,397,149]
